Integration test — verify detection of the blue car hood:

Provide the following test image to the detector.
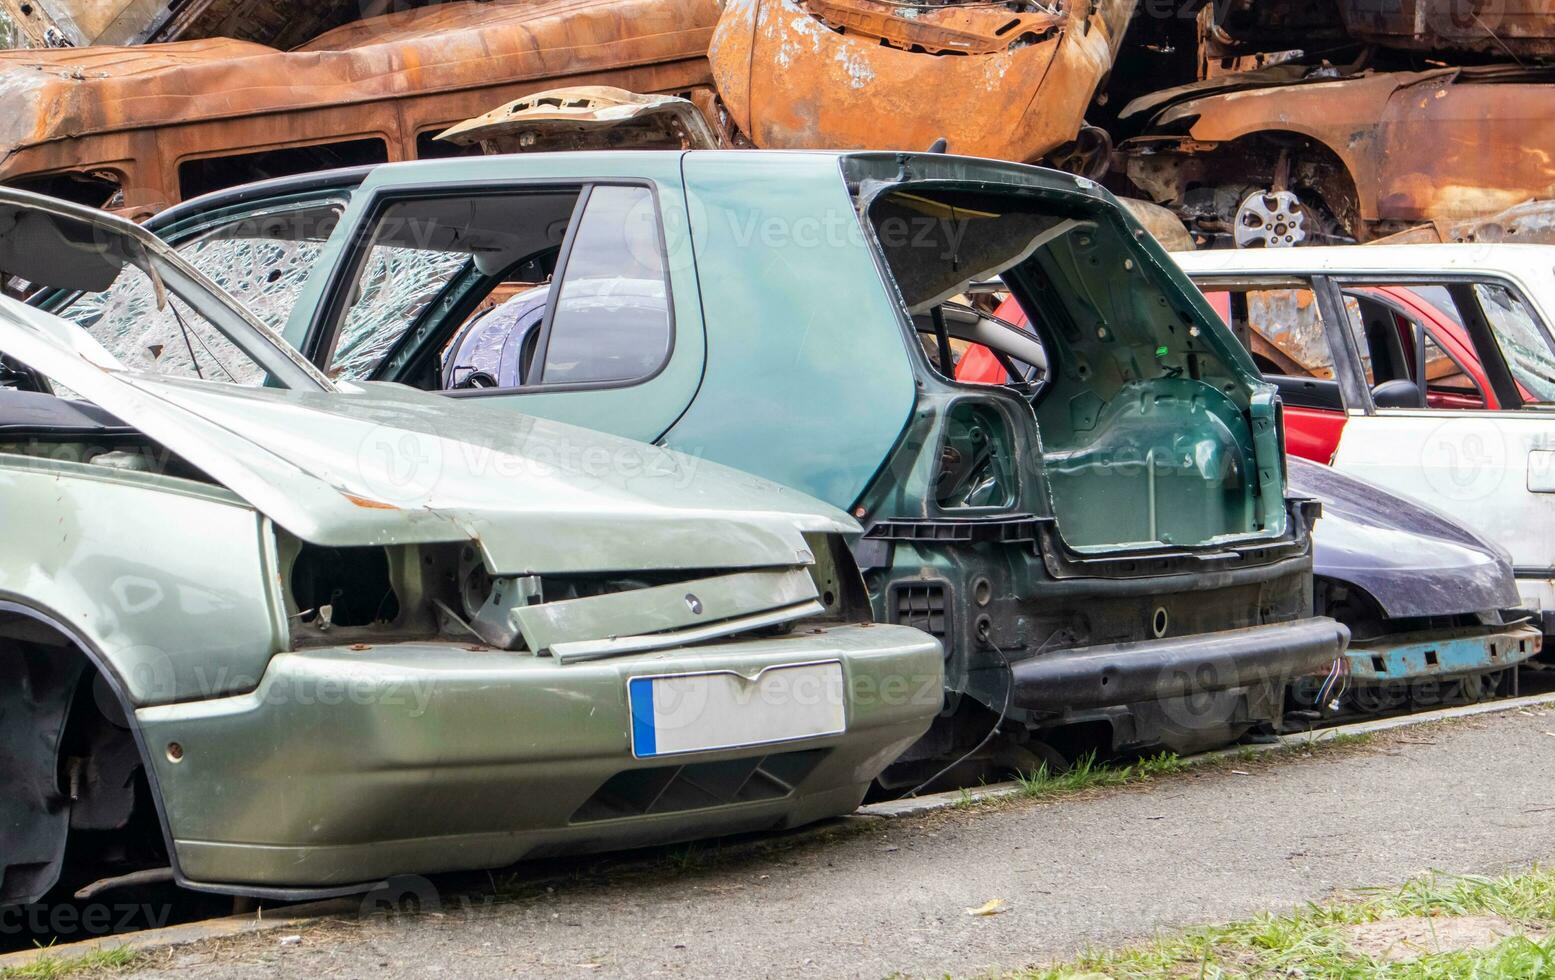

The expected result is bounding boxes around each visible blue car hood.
[1288,456,1517,619]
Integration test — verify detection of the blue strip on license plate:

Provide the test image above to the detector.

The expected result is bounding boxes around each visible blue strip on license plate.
[628,661,846,759]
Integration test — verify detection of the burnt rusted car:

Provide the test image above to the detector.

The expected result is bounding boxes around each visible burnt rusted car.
[1117,59,1555,247]
[709,0,1134,164]
[0,0,444,48]
[438,87,724,155]
[0,0,718,217]
[1200,0,1555,62]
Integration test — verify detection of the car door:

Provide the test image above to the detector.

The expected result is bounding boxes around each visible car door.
[281,160,705,445]
[1192,275,1355,463]
[1324,271,1555,618]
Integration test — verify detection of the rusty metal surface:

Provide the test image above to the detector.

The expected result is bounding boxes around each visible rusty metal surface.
[1337,0,1555,58]
[1122,64,1555,241]
[1250,287,1336,378]
[0,0,162,47]
[438,86,720,153]
[0,0,719,213]
[709,0,1133,162]
[0,0,448,48]
[1117,197,1195,252]
[1372,200,1555,247]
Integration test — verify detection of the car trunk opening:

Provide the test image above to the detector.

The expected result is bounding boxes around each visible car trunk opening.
[859,176,1286,552]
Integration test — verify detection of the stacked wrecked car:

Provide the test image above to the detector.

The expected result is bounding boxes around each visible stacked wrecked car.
[2,0,1554,915]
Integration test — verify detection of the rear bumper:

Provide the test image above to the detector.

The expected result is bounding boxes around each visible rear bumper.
[135,624,942,894]
[1344,624,1541,683]
[1012,618,1349,712]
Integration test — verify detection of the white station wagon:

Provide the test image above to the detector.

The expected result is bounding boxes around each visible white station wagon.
[1175,243,1555,633]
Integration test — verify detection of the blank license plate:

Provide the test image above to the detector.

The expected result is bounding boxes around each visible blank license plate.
[628,661,846,759]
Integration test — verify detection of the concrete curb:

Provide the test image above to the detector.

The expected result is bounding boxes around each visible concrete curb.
[8,690,1552,972]
[0,898,357,971]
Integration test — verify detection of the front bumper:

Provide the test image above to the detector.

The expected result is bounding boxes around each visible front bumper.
[1011,618,1349,712]
[135,623,941,894]
[1343,623,1541,684]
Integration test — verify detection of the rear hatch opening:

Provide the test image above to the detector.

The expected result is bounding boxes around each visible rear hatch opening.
[856,172,1288,554]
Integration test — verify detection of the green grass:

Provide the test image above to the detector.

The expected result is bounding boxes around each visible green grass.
[1013,751,1189,802]
[1021,868,1555,979]
[0,947,140,980]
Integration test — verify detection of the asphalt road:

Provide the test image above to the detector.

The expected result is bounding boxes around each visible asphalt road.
[127,706,1555,979]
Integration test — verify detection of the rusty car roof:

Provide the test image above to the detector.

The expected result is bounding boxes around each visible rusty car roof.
[0,0,718,162]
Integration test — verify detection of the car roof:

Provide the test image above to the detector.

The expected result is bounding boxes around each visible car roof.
[1172,243,1555,277]
[153,149,1111,229]
[149,165,378,231]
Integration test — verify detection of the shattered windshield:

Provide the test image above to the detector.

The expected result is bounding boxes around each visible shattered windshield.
[57,264,268,386]
[169,220,336,332]
[1477,282,1555,405]
[1,193,330,392]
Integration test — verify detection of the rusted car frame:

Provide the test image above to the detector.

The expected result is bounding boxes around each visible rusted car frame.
[0,0,719,217]
[1118,59,1555,247]
[0,0,448,49]
[709,0,1135,163]
[438,86,722,155]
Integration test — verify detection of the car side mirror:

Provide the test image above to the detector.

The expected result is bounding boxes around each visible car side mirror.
[1371,378,1426,409]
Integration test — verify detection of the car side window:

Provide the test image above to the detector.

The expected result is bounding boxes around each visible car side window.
[330,226,470,381]
[1339,280,1555,410]
[1477,282,1555,404]
[169,200,344,331]
[1201,283,1347,411]
[324,188,583,382]
[1419,329,1487,408]
[536,185,671,387]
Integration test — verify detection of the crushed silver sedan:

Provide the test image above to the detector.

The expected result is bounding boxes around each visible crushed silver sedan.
[0,189,942,907]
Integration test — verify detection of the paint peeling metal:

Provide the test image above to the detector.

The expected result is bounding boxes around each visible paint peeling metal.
[0,0,720,214]
[709,0,1135,161]
[1120,63,1555,244]
[438,86,720,154]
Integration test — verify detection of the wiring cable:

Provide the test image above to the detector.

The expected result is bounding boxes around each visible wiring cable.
[902,623,1064,799]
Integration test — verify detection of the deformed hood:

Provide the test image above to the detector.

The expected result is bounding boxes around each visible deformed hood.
[1288,456,1516,618]
[0,297,856,577]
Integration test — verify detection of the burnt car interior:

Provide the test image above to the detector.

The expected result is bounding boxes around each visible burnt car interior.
[863,186,1279,551]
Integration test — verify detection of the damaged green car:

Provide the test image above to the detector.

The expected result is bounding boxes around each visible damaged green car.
[0,188,942,907]
[116,149,1348,789]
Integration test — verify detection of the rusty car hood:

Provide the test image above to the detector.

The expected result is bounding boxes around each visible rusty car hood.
[0,295,856,576]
